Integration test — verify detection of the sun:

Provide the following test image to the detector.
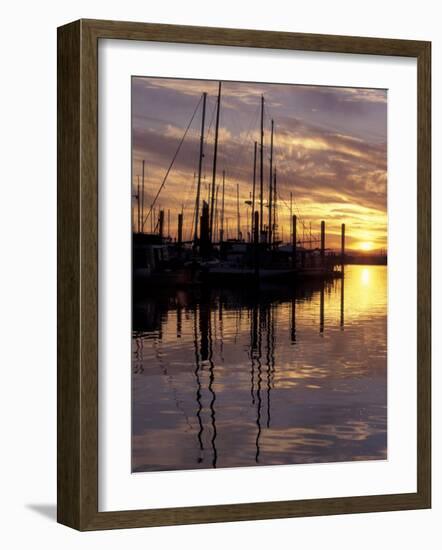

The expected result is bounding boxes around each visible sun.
[359,241,374,251]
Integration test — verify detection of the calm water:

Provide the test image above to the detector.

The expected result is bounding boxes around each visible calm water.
[132,265,387,472]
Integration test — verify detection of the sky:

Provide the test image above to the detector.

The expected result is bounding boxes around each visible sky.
[132,77,387,252]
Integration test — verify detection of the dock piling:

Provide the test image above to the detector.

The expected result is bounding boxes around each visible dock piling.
[177,213,183,246]
[200,201,210,257]
[158,210,164,239]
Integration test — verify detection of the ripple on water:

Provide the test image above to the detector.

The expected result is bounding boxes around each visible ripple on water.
[132,265,388,471]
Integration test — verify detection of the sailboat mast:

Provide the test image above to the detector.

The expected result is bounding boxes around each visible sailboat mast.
[220,170,225,243]
[273,167,277,246]
[214,184,219,242]
[237,182,240,240]
[268,119,274,245]
[141,160,145,233]
[259,95,264,236]
[137,175,141,233]
[193,92,207,249]
[210,82,222,243]
[290,191,293,243]
[251,141,257,238]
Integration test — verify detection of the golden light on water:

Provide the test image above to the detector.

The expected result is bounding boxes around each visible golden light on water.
[132,265,388,470]
[361,268,370,286]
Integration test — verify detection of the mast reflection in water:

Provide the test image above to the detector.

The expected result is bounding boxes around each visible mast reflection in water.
[132,265,387,472]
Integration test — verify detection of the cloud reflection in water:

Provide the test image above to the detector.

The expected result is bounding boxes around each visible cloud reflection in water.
[132,265,387,472]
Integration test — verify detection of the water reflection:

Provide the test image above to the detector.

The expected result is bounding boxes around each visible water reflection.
[132,265,387,472]
[340,274,345,329]
[361,267,370,286]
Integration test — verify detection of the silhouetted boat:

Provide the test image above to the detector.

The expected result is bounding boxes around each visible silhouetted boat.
[133,82,347,289]
[133,233,196,288]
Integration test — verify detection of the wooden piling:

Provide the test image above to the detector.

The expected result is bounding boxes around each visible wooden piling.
[177,213,183,246]
[200,201,210,257]
[158,210,164,239]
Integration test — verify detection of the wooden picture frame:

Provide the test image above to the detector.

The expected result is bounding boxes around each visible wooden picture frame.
[57,18,431,530]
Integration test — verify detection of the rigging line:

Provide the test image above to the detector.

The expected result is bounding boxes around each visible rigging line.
[270,137,308,226]
[189,190,197,242]
[258,123,318,239]
[266,119,315,230]
[263,102,281,131]
[248,103,308,232]
[277,189,306,228]
[238,107,261,157]
[205,96,218,142]
[181,121,208,241]
[225,102,261,183]
[236,104,261,159]
[189,212,196,242]
[188,173,201,242]
[276,186,308,230]
[141,94,203,229]
[172,167,201,214]
[203,98,219,215]
[180,174,197,235]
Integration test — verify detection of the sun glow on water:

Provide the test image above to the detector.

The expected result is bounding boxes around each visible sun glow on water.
[361,268,370,286]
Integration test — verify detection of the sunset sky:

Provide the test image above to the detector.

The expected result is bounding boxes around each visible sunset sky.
[132,77,387,252]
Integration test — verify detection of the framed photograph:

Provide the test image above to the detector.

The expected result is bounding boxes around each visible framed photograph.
[57,19,431,530]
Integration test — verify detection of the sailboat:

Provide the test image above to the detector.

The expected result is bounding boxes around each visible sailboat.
[134,81,345,287]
